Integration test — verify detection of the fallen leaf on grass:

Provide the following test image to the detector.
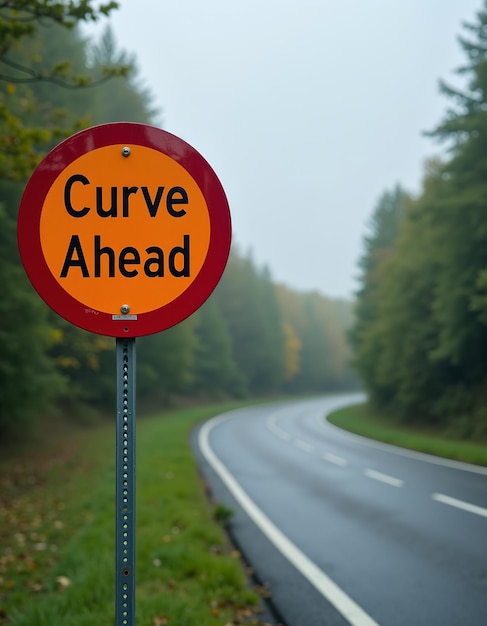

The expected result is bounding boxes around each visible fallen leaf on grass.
[255,582,272,599]
[56,575,71,588]
[31,581,44,592]
[153,616,168,625]
[210,600,220,616]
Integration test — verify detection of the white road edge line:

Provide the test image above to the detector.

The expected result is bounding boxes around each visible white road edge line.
[199,415,380,626]
[323,452,349,467]
[363,469,404,488]
[432,493,487,518]
[324,410,487,476]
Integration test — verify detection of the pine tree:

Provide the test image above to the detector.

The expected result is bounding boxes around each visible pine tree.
[350,186,410,405]
[426,1,487,424]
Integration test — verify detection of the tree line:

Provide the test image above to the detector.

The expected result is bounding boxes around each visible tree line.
[351,1,487,440]
[0,2,356,442]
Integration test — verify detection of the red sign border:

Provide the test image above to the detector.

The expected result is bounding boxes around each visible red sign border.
[17,123,231,337]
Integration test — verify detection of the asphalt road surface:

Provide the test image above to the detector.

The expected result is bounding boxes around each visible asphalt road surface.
[192,394,487,626]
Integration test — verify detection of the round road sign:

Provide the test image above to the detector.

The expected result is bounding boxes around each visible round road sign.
[17,123,231,337]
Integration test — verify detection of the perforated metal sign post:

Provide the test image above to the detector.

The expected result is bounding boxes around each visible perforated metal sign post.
[116,337,136,625]
[17,123,232,626]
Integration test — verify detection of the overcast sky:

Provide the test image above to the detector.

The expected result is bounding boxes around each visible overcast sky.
[86,0,481,299]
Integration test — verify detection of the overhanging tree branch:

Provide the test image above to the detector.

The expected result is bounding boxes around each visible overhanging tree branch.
[0,53,129,87]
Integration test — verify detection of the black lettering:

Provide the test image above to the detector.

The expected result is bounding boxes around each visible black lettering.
[141,186,164,218]
[60,235,89,277]
[64,174,90,217]
[122,186,138,217]
[94,235,115,277]
[169,235,190,277]
[144,246,164,277]
[119,247,140,277]
[96,186,118,217]
[61,236,191,279]
[166,186,188,217]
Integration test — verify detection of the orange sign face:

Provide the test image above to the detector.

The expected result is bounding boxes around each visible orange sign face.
[40,145,211,315]
[18,123,231,337]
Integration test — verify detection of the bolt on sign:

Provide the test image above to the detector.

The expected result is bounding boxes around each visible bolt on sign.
[17,122,232,337]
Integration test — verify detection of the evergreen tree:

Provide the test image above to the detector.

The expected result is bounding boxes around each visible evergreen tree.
[350,185,410,405]
[214,249,286,395]
[351,2,487,435]
[88,26,159,124]
[426,1,487,397]
[137,320,197,406]
[0,201,64,438]
[363,166,455,421]
[190,298,244,398]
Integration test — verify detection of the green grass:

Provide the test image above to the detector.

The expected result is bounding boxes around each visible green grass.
[327,402,487,466]
[4,397,485,624]
[0,401,268,626]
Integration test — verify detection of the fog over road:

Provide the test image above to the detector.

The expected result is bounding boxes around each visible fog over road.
[193,395,487,626]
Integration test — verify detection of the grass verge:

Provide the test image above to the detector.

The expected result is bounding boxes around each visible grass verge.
[0,401,271,626]
[327,402,487,466]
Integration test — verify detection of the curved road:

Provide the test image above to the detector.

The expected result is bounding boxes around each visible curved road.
[192,394,487,626]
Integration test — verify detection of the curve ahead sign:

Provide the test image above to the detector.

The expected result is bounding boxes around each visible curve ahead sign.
[18,123,231,337]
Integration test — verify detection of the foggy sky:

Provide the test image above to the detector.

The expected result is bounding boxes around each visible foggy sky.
[85,0,481,299]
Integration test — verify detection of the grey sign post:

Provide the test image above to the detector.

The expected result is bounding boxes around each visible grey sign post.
[115,337,136,625]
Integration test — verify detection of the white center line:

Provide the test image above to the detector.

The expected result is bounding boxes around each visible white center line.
[266,416,292,441]
[432,493,487,518]
[323,452,349,467]
[295,439,314,452]
[276,430,292,441]
[364,468,404,488]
